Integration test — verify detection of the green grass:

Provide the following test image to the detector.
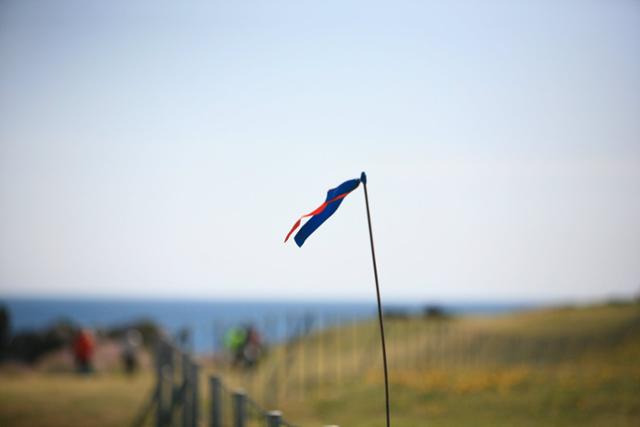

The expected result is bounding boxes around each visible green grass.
[1,302,639,426]
[0,372,153,427]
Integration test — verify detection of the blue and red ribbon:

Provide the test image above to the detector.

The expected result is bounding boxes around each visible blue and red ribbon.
[285,177,361,247]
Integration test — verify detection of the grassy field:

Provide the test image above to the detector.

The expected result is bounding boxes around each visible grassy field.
[0,372,153,427]
[1,302,639,426]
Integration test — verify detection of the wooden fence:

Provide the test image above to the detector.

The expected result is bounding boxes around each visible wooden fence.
[132,337,322,427]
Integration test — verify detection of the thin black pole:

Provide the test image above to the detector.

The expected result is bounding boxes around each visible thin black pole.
[360,171,390,427]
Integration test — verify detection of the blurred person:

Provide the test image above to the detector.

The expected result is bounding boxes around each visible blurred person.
[121,328,142,375]
[72,328,94,374]
[224,326,247,367]
[223,324,265,368]
[243,325,263,368]
[177,327,191,352]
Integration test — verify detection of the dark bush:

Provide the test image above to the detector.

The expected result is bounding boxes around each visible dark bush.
[422,305,448,320]
[7,318,76,364]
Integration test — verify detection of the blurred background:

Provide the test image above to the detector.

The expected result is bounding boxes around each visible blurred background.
[1,0,639,426]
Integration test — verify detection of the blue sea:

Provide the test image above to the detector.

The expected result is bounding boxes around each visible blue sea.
[1,298,532,353]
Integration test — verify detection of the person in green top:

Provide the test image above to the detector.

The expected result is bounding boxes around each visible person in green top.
[224,326,247,366]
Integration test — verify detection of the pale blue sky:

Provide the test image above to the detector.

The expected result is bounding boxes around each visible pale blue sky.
[1,0,639,302]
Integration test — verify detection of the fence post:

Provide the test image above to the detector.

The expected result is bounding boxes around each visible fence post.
[267,410,282,427]
[209,376,222,427]
[155,340,164,427]
[232,389,246,427]
[182,353,192,427]
[190,361,199,427]
[156,340,173,427]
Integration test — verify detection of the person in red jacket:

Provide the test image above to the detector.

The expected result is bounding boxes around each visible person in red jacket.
[73,329,95,374]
